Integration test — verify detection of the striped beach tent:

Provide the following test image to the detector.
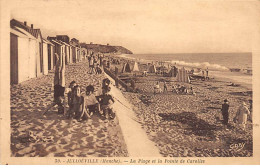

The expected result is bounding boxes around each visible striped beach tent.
[176,67,190,83]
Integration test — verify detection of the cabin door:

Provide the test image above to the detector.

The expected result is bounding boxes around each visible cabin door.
[10,34,18,84]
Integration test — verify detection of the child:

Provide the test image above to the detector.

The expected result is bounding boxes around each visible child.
[95,64,102,74]
[84,85,100,116]
[72,85,90,121]
[67,81,76,119]
[97,86,115,119]
[96,78,111,96]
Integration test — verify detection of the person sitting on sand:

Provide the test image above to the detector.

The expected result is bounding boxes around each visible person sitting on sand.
[67,81,77,119]
[96,78,111,97]
[189,87,195,95]
[97,86,115,120]
[234,101,250,131]
[221,99,229,129]
[83,85,100,117]
[172,84,179,94]
[72,85,90,121]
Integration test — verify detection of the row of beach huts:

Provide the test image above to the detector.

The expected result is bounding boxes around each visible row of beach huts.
[10,19,88,84]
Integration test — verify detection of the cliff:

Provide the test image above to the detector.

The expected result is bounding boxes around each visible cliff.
[80,43,133,54]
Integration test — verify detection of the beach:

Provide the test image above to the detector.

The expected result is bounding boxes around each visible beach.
[10,60,128,157]
[10,55,253,157]
[108,55,253,157]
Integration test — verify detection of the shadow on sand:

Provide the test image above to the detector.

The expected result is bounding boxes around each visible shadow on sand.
[158,112,219,138]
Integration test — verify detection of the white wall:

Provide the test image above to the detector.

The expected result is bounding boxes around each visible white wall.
[18,38,30,83]
[43,42,48,75]
[28,39,37,78]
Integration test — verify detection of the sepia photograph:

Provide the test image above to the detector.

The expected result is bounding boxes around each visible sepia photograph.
[1,0,260,165]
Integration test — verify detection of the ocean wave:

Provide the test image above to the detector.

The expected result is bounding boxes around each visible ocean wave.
[168,60,229,71]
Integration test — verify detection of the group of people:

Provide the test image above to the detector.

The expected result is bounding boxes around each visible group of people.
[44,52,116,121]
[153,81,195,95]
[45,77,116,121]
[66,78,116,121]
[87,52,103,74]
[220,99,252,131]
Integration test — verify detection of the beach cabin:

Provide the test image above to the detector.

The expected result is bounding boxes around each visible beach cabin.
[13,26,39,80]
[56,35,71,64]
[47,41,55,70]
[70,44,77,63]
[10,27,38,84]
[11,19,44,77]
[60,41,70,64]
[42,38,51,75]
[69,45,73,63]
[49,39,64,66]
[70,38,80,63]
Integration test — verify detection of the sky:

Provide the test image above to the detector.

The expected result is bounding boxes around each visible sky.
[8,0,260,54]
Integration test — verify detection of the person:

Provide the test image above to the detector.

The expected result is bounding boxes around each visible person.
[154,82,160,94]
[206,68,209,80]
[107,60,111,68]
[234,101,250,130]
[67,81,76,119]
[163,81,167,92]
[54,53,65,87]
[43,53,66,115]
[130,79,135,91]
[72,85,90,121]
[189,87,195,95]
[97,86,115,119]
[96,78,111,97]
[82,85,100,117]
[172,84,178,94]
[95,64,102,74]
[221,99,229,129]
[99,54,103,67]
[89,56,95,74]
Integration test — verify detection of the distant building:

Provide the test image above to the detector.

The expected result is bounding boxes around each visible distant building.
[56,35,70,44]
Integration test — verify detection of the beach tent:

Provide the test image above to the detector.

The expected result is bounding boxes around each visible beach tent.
[132,61,139,72]
[148,64,157,73]
[176,67,190,83]
[168,66,178,77]
[121,63,131,73]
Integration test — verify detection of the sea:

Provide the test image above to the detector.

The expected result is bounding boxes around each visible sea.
[118,53,252,89]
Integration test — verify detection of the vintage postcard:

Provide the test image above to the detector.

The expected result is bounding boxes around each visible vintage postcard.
[1,0,260,165]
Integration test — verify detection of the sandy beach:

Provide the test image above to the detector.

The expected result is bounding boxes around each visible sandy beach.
[10,60,128,157]
[10,55,253,157]
[109,55,253,157]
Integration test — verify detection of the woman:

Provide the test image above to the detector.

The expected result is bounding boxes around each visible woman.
[234,101,250,130]
[43,53,66,115]
[54,53,65,87]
